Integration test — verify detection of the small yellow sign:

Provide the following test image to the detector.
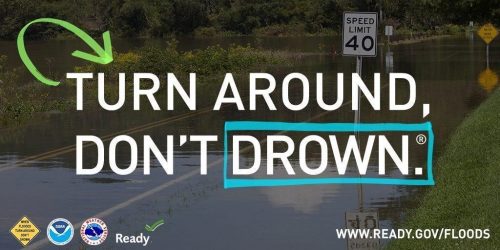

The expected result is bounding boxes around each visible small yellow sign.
[478,68,499,93]
[10,216,40,247]
[477,23,498,44]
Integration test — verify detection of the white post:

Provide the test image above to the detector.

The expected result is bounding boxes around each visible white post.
[486,44,489,68]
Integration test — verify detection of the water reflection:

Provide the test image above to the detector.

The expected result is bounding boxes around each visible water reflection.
[477,68,498,93]
[235,156,342,214]
[260,185,341,214]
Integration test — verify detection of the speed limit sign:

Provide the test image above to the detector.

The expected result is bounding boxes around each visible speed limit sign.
[342,12,378,57]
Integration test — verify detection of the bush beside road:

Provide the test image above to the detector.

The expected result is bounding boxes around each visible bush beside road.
[388,88,500,249]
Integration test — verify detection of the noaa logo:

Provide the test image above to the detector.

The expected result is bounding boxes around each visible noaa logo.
[80,218,108,245]
[47,218,74,246]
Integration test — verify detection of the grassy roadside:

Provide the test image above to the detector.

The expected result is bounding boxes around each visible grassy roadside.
[388,35,454,45]
[0,55,76,127]
[388,88,500,249]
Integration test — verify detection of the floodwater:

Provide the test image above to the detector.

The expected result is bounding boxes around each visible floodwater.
[0,34,498,249]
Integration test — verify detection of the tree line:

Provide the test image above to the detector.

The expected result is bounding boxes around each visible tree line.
[0,0,498,39]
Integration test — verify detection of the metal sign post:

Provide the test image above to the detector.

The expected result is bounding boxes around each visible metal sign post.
[487,44,489,68]
[477,23,498,69]
[355,56,362,125]
[355,56,363,210]
[342,11,378,134]
[342,11,378,137]
[342,12,378,211]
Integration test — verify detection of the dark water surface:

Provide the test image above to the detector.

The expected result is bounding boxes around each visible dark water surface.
[0,35,498,249]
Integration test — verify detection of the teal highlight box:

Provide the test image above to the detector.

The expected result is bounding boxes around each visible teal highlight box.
[223,121,435,188]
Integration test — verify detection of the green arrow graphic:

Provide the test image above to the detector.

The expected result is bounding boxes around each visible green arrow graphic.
[17,18,113,86]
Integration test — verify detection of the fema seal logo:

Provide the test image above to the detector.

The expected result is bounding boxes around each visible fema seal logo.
[80,218,108,245]
[47,218,74,246]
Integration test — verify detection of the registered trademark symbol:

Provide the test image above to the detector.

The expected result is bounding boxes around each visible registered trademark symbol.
[416,134,427,145]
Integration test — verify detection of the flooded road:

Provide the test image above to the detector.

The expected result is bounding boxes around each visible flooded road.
[0,35,498,249]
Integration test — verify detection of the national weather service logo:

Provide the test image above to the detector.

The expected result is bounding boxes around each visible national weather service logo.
[47,218,74,245]
[80,218,108,245]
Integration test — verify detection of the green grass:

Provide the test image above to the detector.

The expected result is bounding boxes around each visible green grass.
[388,88,500,249]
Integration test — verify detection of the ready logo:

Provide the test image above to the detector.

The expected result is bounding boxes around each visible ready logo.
[145,218,164,232]
[114,218,161,246]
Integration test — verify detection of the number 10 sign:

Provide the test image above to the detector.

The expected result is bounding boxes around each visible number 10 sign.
[342,12,378,57]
